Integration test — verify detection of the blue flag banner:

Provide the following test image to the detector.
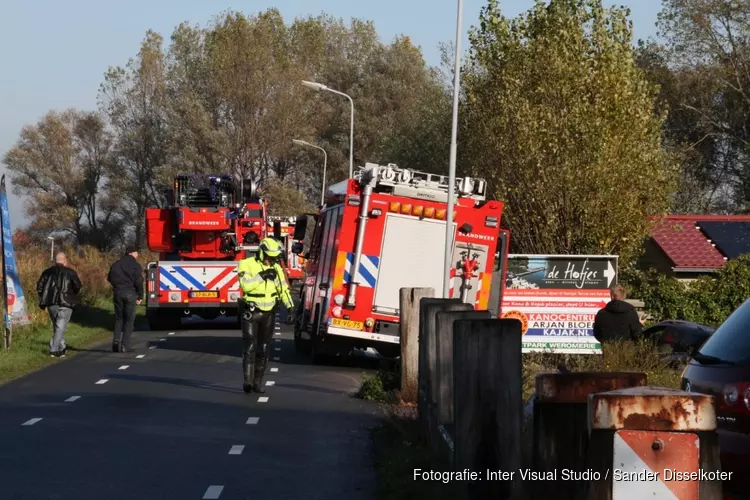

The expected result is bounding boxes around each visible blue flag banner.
[0,175,31,328]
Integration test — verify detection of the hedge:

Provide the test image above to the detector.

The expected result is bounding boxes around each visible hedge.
[621,254,750,327]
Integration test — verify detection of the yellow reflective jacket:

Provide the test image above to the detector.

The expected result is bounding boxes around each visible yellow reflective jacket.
[237,257,294,311]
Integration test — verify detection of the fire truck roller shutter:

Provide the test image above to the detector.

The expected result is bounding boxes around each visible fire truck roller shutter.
[372,213,456,315]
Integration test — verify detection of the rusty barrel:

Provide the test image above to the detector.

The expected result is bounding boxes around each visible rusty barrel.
[532,372,647,500]
[584,386,724,500]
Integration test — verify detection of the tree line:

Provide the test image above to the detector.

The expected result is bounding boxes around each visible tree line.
[3,0,745,266]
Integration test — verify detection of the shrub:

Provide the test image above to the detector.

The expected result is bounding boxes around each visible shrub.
[622,254,750,326]
[522,338,682,400]
[357,369,401,402]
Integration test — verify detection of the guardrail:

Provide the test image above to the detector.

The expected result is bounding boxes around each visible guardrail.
[398,287,724,500]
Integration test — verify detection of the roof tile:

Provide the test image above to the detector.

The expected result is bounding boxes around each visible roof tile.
[651,217,726,268]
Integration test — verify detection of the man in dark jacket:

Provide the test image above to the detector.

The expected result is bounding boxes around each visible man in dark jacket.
[107,246,144,353]
[593,284,642,343]
[37,252,82,358]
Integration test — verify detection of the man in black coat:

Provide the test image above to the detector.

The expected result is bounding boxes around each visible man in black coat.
[37,252,82,357]
[593,284,643,343]
[107,246,144,353]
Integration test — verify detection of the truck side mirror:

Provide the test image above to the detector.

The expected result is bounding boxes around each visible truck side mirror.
[292,215,307,241]
[273,221,281,240]
[291,242,304,255]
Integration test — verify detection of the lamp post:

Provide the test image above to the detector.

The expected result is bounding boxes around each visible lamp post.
[443,0,464,299]
[292,139,328,207]
[47,235,54,261]
[301,80,354,179]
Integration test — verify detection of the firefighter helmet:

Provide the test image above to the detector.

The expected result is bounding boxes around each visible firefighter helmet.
[258,237,283,262]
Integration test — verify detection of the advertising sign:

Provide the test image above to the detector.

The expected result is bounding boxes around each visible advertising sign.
[0,175,31,329]
[501,254,618,354]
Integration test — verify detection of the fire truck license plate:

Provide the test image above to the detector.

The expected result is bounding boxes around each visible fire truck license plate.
[331,318,363,330]
[190,291,218,298]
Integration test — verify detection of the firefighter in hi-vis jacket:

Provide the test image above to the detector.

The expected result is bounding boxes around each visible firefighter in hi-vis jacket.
[238,237,294,394]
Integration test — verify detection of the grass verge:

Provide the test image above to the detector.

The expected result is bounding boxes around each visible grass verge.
[0,301,147,385]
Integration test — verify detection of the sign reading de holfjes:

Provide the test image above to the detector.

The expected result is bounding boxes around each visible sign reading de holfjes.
[0,175,31,329]
[501,254,618,354]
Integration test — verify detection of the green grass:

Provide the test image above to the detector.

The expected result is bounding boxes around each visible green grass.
[0,300,146,385]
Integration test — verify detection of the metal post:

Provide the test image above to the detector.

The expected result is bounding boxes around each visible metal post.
[443,0,464,298]
[347,96,354,179]
[300,81,354,179]
[321,150,328,206]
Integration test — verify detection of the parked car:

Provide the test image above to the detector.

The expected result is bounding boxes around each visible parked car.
[681,300,750,499]
[640,320,715,365]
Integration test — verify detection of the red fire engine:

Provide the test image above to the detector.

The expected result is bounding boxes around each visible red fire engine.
[144,174,268,330]
[266,216,305,286]
[291,163,509,360]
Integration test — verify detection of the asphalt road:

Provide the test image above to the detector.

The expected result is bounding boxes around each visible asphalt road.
[0,310,381,500]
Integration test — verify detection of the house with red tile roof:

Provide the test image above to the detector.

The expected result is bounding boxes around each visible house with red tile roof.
[639,215,750,281]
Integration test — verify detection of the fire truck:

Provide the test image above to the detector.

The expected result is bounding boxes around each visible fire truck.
[144,174,269,330]
[290,163,510,360]
[266,216,305,286]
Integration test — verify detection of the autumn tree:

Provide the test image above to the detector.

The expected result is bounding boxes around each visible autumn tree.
[2,109,125,250]
[461,0,677,264]
[7,9,446,243]
[99,30,170,247]
[652,0,750,213]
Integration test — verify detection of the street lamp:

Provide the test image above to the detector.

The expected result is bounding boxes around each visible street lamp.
[443,0,464,299]
[301,80,354,180]
[47,236,54,261]
[293,139,328,207]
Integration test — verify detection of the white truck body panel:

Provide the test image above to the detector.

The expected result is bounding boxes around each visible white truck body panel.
[372,213,456,315]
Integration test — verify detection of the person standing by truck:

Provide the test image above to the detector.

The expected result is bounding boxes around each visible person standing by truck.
[237,237,294,394]
[107,247,144,353]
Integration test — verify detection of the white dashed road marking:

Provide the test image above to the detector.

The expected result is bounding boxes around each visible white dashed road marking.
[273,357,280,361]
[118,365,129,370]
[266,381,275,386]
[258,397,269,403]
[159,338,166,342]
[65,396,81,402]
[274,348,281,352]
[228,445,245,455]
[168,332,175,335]
[273,339,281,343]
[95,379,108,385]
[246,417,259,425]
[202,485,224,499]
[149,346,157,350]
[136,355,145,359]
[22,418,42,426]
[270,367,278,372]
[275,326,281,330]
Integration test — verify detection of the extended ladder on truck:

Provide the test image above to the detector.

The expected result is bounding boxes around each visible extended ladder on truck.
[290,162,510,362]
[144,175,268,330]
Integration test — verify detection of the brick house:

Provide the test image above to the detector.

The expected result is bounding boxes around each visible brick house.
[638,215,750,282]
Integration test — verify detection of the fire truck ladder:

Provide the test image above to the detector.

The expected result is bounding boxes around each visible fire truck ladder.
[353,163,488,202]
